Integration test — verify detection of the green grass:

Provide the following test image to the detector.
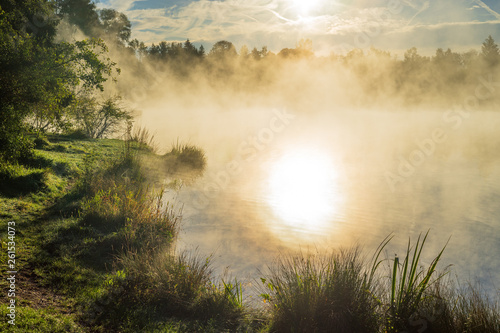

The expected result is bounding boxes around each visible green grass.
[0,306,83,333]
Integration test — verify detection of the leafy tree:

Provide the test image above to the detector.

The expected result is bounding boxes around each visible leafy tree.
[98,8,131,46]
[0,1,118,161]
[71,96,132,138]
[296,38,313,57]
[184,38,200,58]
[251,46,268,60]
[209,40,237,59]
[55,0,100,36]
[0,0,60,161]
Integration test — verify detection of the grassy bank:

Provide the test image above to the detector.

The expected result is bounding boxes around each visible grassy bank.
[0,134,498,332]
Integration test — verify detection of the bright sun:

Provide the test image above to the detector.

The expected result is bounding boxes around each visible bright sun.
[291,0,323,15]
[267,148,339,232]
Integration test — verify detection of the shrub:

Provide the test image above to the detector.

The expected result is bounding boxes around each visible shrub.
[71,96,133,139]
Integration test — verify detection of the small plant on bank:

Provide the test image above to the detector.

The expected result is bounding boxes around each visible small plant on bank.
[385,231,449,333]
[164,139,207,170]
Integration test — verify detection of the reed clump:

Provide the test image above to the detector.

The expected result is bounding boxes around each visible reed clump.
[260,231,499,333]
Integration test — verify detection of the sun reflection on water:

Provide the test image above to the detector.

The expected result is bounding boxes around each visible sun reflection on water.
[266,148,342,236]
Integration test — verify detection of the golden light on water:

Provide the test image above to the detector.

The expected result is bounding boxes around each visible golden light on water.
[267,148,340,233]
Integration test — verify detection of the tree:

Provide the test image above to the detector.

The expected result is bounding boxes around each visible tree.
[481,35,500,67]
[239,45,249,60]
[0,0,60,160]
[98,8,131,46]
[198,44,205,57]
[208,40,237,60]
[250,46,268,60]
[71,96,132,138]
[296,38,313,58]
[184,39,198,57]
[279,39,314,59]
[0,1,119,161]
[55,0,100,36]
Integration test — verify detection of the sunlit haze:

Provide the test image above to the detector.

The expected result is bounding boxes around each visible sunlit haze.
[267,148,339,231]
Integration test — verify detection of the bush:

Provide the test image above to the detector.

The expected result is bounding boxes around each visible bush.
[71,96,133,139]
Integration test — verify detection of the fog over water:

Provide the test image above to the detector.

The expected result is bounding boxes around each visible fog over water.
[137,98,500,296]
[104,42,500,297]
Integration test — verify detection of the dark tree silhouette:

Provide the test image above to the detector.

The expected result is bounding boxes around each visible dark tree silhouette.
[98,8,131,45]
[209,40,237,59]
[55,0,100,36]
[481,35,500,67]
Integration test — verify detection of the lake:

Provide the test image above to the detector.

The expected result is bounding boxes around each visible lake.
[150,107,500,297]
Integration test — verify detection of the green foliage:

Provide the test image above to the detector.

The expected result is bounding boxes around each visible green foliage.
[71,96,132,139]
[221,278,244,309]
[88,250,247,331]
[55,0,100,36]
[0,1,119,162]
[81,187,180,251]
[129,125,158,153]
[98,8,131,45]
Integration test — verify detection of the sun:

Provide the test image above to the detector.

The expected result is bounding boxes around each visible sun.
[267,148,340,232]
[291,0,323,15]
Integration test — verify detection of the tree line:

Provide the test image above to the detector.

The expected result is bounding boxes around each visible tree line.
[2,0,500,164]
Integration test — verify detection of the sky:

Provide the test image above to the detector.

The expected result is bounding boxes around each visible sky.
[97,0,500,55]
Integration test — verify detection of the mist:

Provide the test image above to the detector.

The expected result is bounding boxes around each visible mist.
[86,35,500,296]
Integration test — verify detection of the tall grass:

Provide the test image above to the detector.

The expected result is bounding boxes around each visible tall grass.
[128,125,159,153]
[421,279,500,333]
[385,231,449,332]
[76,136,246,331]
[261,247,381,333]
[81,187,180,251]
[164,139,207,170]
[260,232,465,333]
[88,250,248,331]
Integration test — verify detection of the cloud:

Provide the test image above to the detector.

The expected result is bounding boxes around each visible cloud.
[406,1,430,25]
[98,0,499,54]
[474,0,500,20]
